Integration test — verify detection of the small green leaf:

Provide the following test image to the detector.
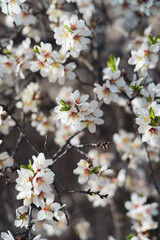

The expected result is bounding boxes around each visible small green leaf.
[126,234,134,240]
[149,107,155,120]
[20,165,29,169]
[60,106,70,111]
[60,100,67,106]
[32,45,40,54]
[148,35,160,44]
[89,166,99,175]
[60,100,70,111]
[64,25,73,33]
[107,54,116,72]
[20,160,33,172]
[130,84,143,93]
[2,48,11,55]
[28,159,33,172]
[154,35,160,43]
[148,36,154,44]
[138,192,143,197]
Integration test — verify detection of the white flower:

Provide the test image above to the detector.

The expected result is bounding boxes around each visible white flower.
[125,192,147,211]
[128,41,159,74]
[103,69,126,93]
[0,152,14,169]
[31,112,55,136]
[93,83,119,104]
[37,198,63,221]
[16,168,34,201]
[54,15,91,57]
[1,231,14,240]
[16,82,40,113]
[33,170,54,195]
[14,206,29,228]
[73,159,90,184]
[136,101,160,146]
[32,153,53,172]
[75,220,91,240]
[71,90,89,105]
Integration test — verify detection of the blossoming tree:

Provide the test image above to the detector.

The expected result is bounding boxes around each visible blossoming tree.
[0,0,160,240]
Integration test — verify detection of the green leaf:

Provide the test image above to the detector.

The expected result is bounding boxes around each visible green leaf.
[130,84,143,93]
[126,234,134,240]
[154,35,160,43]
[28,159,33,172]
[107,54,116,72]
[20,160,33,172]
[32,45,40,54]
[148,36,154,44]
[149,107,155,120]
[89,166,99,175]
[60,100,67,106]
[64,25,73,33]
[138,192,143,197]
[20,165,28,169]
[148,35,160,45]
[60,106,70,111]
[2,48,11,55]
[60,100,70,111]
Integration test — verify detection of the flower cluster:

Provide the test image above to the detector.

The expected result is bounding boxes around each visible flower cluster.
[94,56,127,105]
[31,111,55,136]
[54,15,91,57]
[30,42,76,84]
[75,220,91,240]
[16,82,40,113]
[113,130,145,169]
[136,101,160,146]
[15,153,55,207]
[125,192,158,237]
[0,150,14,171]
[54,89,104,133]
[0,106,15,135]
[73,150,116,207]
[128,37,160,75]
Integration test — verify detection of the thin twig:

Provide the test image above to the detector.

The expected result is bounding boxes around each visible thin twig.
[143,142,160,196]
[66,188,108,199]
[52,131,83,162]
[27,204,33,240]
[55,176,108,199]
[2,104,39,155]
[11,133,23,158]
[54,182,69,226]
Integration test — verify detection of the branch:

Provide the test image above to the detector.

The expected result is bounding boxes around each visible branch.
[76,141,110,150]
[27,204,33,240]
[66,188,108,199]
[1,104,39,155]
[143,142,160,196]
[55,176,108,199]
[52,130,83,163]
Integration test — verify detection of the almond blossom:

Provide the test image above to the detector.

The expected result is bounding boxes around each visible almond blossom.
[0,152,14,170]
[54,89,104,133]
[128,41,160,75]
[54,15,91,57]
